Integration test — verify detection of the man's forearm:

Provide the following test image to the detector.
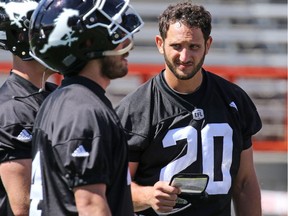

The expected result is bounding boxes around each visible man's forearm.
[233,179,262,216]
[131,181,153,212]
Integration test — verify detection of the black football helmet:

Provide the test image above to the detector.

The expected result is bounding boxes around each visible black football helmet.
[0,0,38,60]
[29,0,144,76]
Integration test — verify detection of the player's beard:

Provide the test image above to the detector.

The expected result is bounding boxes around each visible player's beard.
[164,49,206,80]
[100,55,128,79]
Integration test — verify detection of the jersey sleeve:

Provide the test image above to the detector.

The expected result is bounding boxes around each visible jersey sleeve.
[116,84,153,162]
[53,136,110,187]
[51,107,115,188]
[237,87,262,149]
[209,72,262,150]
[0,101,33,160]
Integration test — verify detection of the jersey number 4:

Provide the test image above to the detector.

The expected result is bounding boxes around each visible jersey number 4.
[30,152,43,216]
[160,123,233,195]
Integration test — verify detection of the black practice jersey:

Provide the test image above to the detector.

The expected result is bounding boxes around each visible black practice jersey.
[116,69,262,216]
[0,72,57,216]
[0,72,57,161]
[29,76,134,216]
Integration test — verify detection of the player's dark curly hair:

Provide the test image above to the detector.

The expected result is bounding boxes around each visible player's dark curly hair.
[158,2,212,42]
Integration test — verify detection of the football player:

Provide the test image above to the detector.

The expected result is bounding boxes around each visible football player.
[0,0,57,215]
[28,0,143,215]
[116,2,262,216]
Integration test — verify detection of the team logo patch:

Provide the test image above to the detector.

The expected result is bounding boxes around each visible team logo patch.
[16,129,32,142]
[0,31,7,40]
[71,145,89,157]
[229,101,238,111]
[192,108,204,120]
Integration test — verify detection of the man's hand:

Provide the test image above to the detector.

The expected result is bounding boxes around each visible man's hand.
[148,181,181,213]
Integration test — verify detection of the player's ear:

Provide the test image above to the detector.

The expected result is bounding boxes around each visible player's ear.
[205,36,213,54]
[155,35,164,54]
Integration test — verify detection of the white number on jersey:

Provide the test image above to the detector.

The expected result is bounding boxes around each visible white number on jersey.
[160,123,233,195]
[29,151,43,216]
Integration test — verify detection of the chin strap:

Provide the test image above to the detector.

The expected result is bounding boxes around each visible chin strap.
[102,40,134,56]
